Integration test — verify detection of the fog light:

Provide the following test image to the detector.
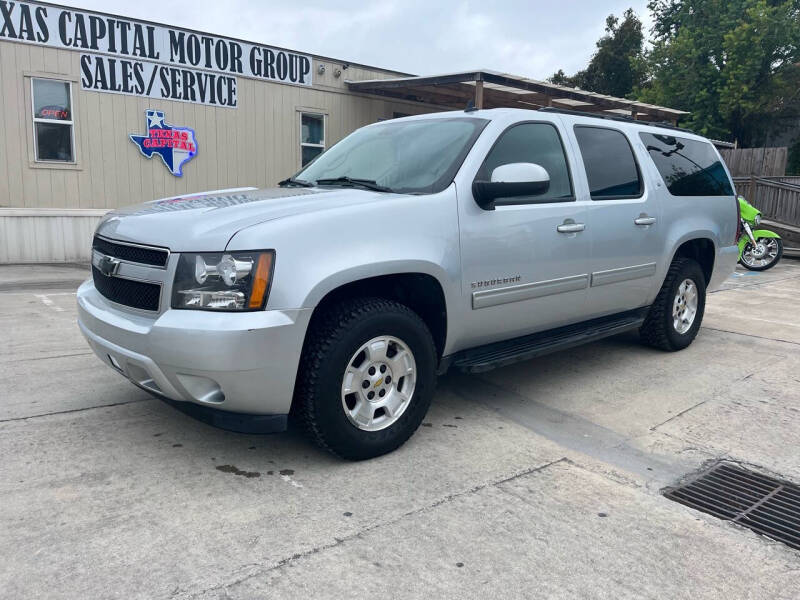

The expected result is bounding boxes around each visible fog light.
[176,373,225,404]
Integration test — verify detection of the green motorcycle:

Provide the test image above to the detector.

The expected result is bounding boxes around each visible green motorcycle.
[737,195,783,271]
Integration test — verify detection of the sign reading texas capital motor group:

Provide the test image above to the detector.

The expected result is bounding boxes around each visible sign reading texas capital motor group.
[0,0,314,107]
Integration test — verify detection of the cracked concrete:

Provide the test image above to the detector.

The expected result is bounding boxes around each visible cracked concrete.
[194,458,570,599]
[2,261,800,599]
[196,460,800,600]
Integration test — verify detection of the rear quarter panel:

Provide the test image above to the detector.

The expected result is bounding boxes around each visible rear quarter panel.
[629,126,738,300]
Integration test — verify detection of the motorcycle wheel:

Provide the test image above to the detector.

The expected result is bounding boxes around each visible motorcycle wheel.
[739,238,783,271]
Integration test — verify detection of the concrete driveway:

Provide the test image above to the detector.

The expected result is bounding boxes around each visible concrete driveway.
[2,261,800,599]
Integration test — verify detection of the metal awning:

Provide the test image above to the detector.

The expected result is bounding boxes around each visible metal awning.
[347,69,689,124]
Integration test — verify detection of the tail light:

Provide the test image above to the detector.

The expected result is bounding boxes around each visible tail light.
[735,195,742,242]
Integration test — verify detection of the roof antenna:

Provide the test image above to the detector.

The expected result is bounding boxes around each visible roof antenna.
[464,99,478,112]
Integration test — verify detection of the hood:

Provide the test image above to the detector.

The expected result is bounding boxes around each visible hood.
[95,186,390,251]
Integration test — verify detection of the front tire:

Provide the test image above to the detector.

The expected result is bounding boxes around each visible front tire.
[640,257,706,352]
[739,238,783,271]
[295,297,437,460]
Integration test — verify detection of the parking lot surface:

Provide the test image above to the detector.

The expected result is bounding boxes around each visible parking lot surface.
[2,261,800,599]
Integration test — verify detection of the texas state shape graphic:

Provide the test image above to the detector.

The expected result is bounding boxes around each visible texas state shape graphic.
[129,110,198,177]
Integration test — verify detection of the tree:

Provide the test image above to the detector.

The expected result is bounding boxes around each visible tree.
[548,69,577,88]
[548,9,646,98]
[638,0,800,144]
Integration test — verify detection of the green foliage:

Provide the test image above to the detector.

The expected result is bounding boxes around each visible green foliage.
[548,9,646,97]
[548,69,577,87]
[638,0,800,144]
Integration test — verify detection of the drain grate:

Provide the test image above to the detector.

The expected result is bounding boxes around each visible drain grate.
[665,463,800,550]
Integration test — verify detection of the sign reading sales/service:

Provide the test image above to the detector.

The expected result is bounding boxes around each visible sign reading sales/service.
[0,0,314,107]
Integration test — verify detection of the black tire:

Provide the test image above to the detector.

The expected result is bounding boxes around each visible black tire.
[640,257,706,352]
[738,238,783,271]
[294,297,437,460]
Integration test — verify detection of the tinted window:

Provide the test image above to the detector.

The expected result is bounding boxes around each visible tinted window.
[640,133,733,196]
[574,126,642,199]
[478,123,573,202]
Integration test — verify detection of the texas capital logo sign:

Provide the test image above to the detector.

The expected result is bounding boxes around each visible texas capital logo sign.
[130,110,197,177]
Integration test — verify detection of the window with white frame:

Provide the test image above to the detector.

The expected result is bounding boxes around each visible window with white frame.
[31,78,75,162]
[300,112,325,166]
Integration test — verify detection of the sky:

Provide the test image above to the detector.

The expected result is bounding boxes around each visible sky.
[52,0,652,80]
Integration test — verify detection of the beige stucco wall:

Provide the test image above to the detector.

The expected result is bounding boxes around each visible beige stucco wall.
[0,40,436,211]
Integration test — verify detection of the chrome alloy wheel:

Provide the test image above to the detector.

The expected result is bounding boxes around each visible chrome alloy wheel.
[742,239,780,268]
[340,335,417,431]
[672,278,698,334]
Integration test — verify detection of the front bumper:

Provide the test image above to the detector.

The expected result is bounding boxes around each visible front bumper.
[77,279,312,419]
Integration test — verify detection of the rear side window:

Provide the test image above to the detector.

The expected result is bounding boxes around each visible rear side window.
[478,122,574,203]
[640,132,734,196]
[574,126,643,200]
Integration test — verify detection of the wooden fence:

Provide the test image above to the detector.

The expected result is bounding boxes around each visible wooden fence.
[733,176,800,227]
[720,147,788,177]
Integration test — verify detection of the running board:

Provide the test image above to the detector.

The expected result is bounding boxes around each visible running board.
[451,308,648,374]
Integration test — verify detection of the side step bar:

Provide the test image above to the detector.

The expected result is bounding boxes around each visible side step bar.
[450,308,648,374]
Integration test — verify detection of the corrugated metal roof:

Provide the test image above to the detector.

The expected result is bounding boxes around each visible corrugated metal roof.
[347,69,689,122]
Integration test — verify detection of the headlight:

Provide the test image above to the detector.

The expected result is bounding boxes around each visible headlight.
[171,250,274,311]
[754,214,761,226]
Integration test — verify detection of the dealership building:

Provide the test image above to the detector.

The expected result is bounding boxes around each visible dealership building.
[0,0,688,263]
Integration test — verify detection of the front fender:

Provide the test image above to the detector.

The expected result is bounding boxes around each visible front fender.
[301,260,453,309]
[225,186,462,315]
[752,229,781,239]
[738,229,781,258]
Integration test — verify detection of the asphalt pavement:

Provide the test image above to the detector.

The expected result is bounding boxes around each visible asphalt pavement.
[2,260,800,599]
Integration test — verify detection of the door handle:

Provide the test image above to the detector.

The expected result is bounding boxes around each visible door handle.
[634,216,656,226]
[557,222,585,233]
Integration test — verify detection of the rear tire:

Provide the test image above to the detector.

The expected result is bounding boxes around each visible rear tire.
[295,297,437,460]
[640,257,706,352]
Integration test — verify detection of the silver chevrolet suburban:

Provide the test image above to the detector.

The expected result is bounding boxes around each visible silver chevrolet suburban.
[77,108,739,459]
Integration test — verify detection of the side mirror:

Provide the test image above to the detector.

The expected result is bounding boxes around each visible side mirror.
[472,163,550,210]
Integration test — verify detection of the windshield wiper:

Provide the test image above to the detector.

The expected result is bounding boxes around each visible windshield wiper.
[315,177,394,193]
[278,177,313,187]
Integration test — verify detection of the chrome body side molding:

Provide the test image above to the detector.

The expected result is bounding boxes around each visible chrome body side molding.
[590,262,657,287]
[472,273,589,309]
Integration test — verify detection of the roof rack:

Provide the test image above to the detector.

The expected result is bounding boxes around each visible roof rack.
[538,106,695,134]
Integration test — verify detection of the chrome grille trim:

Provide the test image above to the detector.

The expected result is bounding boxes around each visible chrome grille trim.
[90,236,173,312]
[93,234,170,269]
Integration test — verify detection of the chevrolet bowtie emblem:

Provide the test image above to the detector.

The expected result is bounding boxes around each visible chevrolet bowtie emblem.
[98,255,121,277]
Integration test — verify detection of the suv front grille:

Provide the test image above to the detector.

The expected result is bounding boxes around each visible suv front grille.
[92,236,168,267]
[91,266,161,311]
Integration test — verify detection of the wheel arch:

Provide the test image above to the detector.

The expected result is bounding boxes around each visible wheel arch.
[303,267,449,360]
[668,236,716,285]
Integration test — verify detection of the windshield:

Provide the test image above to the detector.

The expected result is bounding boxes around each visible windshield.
[294,117,489,194]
